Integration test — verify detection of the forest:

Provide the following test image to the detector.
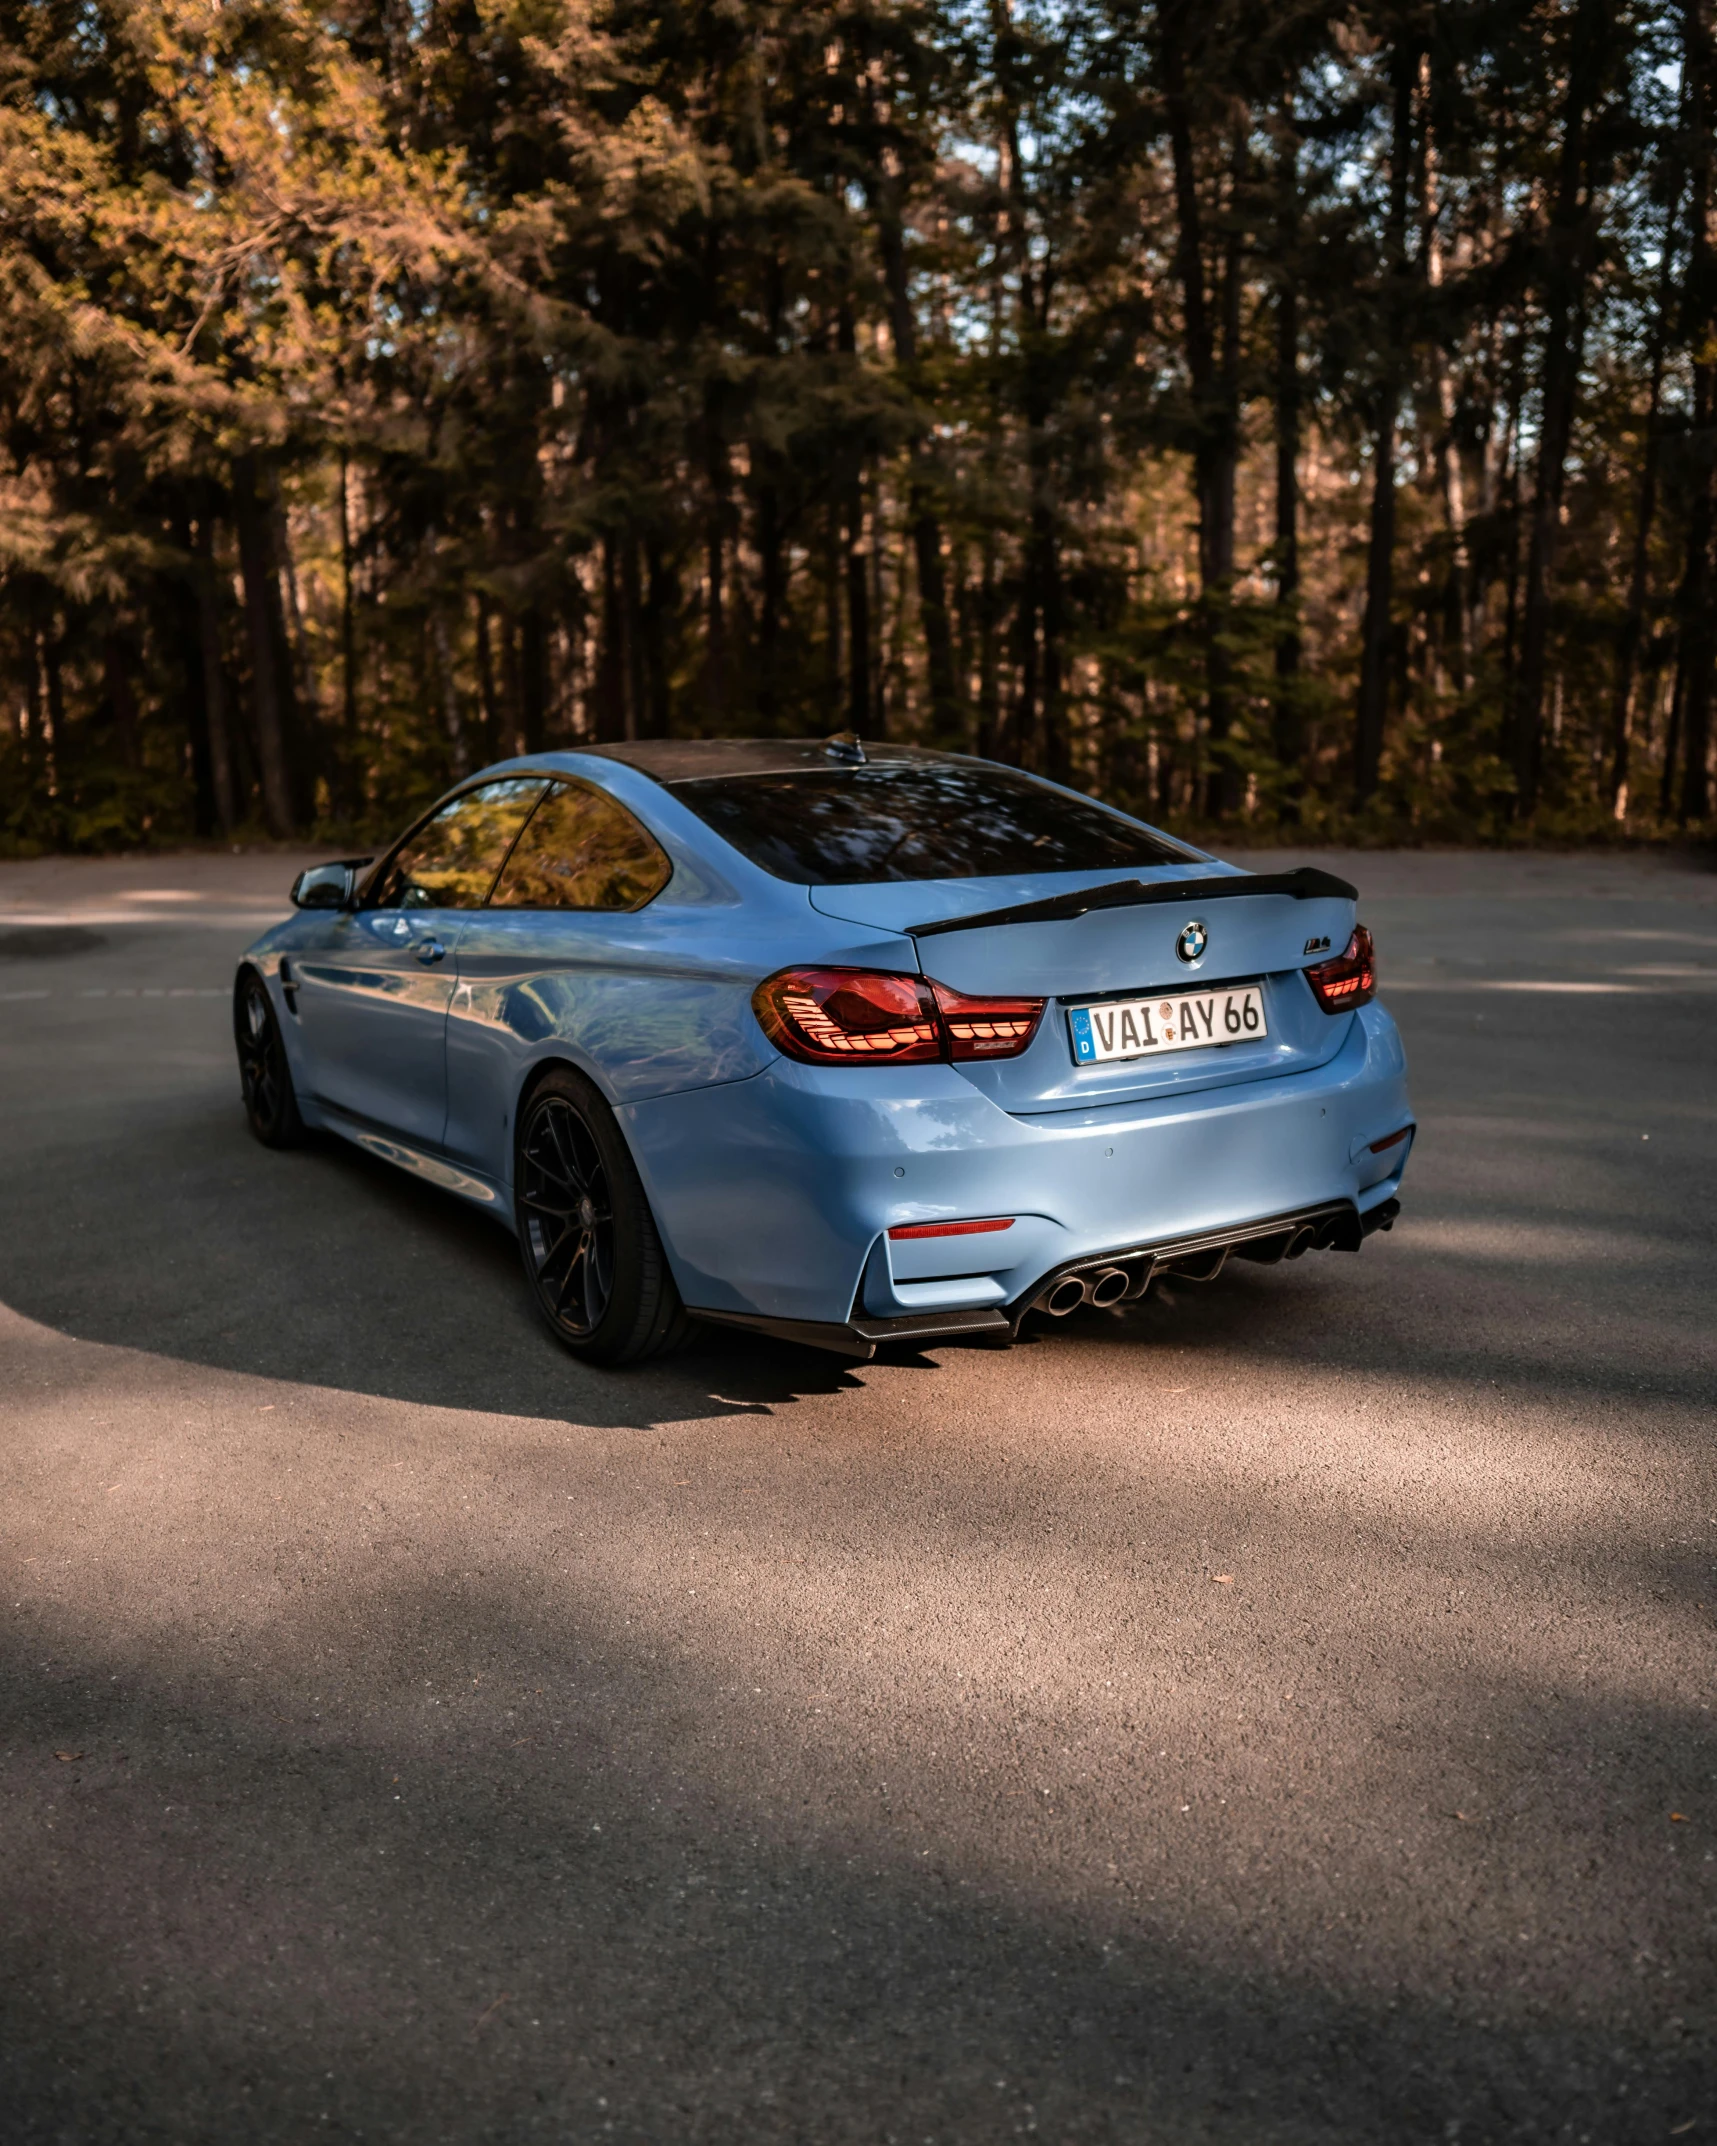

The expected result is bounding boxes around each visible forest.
[1,0,1714,852]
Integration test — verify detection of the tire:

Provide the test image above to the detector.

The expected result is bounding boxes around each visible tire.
[514,1065,690,1367]
[235,969,304,1148]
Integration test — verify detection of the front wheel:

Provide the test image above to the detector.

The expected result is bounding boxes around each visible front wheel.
[514,1067,690,1367]
[235,970,303,1148]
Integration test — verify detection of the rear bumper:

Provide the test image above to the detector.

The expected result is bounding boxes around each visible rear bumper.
[697,1194,1401,1359]
[622,1001,1413,1341]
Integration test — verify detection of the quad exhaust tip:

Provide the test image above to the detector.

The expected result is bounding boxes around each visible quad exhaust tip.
[1023,1199,1400,1327]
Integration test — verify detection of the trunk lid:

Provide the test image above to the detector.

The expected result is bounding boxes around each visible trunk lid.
[810,864,1359,1114]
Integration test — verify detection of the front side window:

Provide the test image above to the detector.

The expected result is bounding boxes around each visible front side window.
[365,780,551,910]
[488,781,672,911]
[667,762,1198,884]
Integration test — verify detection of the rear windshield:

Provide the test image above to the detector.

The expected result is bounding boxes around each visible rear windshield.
[667,763,1197,884]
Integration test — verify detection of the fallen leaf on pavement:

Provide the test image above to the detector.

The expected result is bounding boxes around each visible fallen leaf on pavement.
[473,1992,512,2034]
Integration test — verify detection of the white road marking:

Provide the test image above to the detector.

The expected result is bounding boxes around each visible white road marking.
[1385,978,1716,995]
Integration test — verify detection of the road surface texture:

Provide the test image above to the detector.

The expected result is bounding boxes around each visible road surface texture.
[2,846,1713,2146]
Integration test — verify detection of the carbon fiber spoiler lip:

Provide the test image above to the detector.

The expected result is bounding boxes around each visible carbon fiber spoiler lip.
[906,865,1359,940]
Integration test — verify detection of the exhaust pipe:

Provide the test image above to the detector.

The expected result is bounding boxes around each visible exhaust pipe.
[1087,1267,1130,1308]
[1040,1275,1090,1317]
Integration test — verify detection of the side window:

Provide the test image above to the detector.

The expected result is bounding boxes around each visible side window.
[365,780,550,910]
[488,781,672,912]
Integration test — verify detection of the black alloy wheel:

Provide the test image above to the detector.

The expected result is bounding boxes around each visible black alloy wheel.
[515,1067,690,1366]
[235,970,303,1148]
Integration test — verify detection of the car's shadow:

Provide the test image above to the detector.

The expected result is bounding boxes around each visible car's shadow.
[2,1062,1711,1432]
[0,1086,882,1425]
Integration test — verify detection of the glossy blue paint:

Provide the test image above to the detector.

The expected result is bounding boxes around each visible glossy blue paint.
[290,905,462,1142]
[619,1002,1410,1323]
[239,746,1414,1335]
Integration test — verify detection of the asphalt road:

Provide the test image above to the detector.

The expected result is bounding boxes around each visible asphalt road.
[2,846,1714,2146]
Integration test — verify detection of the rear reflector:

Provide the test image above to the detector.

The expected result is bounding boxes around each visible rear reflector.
[888,1217,1016,1240]
[1304,926,1377,1012]
[1368,1124,1413,1153]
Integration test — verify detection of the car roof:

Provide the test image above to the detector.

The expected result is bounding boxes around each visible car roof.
[569,738,948,785]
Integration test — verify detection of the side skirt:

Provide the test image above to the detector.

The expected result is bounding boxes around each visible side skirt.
[313,1103,514,1226]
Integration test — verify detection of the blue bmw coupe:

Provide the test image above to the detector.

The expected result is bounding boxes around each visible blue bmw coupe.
[234,738,1413,1365]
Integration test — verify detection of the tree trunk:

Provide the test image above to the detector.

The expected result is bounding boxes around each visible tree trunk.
[338,451,360,816]
[104,635,139,770]
[704,385,729,729]
[1660,659,1687,818]
[475,595,500,760]
[873,189,961,744]
[1034,496,1066,781]
[274,492,320,821]
[823,501,843,716]
[845,474,871,735]
[976,533,1000,759]
[871,470,889,738]
[622,537,645,745]
[1162,14,1244,815]
[519,605,548,754]
[1512,0,1608,819]
[1607,186,1681,812]
[431,605,470,776]
[1675,0,1716,821]
[1354,50,1415,808]
[1423,95,1471,694]
[174,520,216,834]
[597,533,626,743]
[231,452,295,837]
[642,538,675,739]
[1272,111,1303,807]
[757,477,785,731]
[193,514,238,832]
[42,623,64,786]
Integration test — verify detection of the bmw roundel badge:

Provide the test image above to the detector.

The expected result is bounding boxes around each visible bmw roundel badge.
[1175,919,1208,965]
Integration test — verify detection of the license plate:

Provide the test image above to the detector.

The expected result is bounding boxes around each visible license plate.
[1068,985,1267,1065]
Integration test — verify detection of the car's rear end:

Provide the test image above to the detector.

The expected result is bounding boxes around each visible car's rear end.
[614,745,1413,1356]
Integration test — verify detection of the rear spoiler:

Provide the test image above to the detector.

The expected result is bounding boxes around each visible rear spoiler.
[907,866,1359,940]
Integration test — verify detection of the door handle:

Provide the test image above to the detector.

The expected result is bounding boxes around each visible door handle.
[415,938,447,966]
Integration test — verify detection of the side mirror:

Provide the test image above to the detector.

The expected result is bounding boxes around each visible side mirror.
[290,858,372,911]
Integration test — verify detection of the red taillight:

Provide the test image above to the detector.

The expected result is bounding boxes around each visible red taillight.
[1304,926,1376,1013]
[888,1217,1015,1240]
[753,968,1046,1066]
[752,968,941,1064]
[931,980,1046,1060]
